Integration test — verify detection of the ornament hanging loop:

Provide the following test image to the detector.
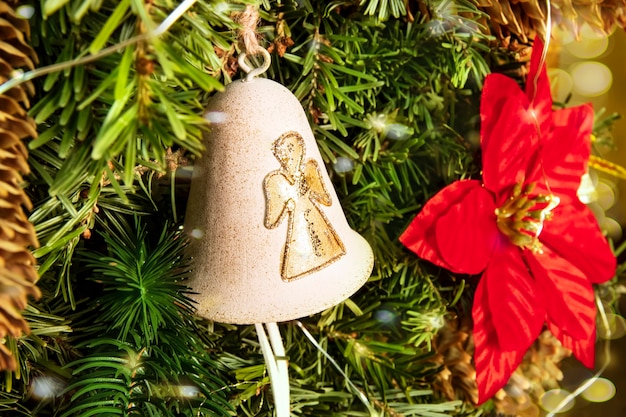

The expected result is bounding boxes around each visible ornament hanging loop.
[234,4,270,82]
[238,48,271,82]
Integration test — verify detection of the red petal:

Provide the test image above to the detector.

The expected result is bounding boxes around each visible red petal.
[473,277,526,404]
[525,39,553,135]
[400,180,488,273]
[483,245,546,351]
[525,246,596,350]
[541,202,616,284]
[434,185,499,274]
[548,323,595,368]
[531,104,594,203]
[480,74,539,200]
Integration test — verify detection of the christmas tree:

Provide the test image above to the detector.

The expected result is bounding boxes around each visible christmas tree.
[2,0,625,416]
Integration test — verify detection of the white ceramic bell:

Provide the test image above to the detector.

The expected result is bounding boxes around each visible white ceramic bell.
[185,76,374,324]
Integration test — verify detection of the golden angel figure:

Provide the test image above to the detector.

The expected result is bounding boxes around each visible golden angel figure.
[263,131,345,281]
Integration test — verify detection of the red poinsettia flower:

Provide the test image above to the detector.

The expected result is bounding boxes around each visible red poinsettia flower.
[400,40,616,404]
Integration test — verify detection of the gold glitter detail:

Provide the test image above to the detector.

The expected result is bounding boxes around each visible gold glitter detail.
[263,131,346,281]
[495,182,560,253]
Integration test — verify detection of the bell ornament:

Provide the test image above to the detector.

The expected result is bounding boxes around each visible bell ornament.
[185,78,374,324]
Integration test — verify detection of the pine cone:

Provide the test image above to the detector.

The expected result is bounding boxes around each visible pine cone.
[600,0,626,32]
[494,330,571,416]
[430,318,571,416]
[475,0,546,42]
[0,0,40,371]
[430,315,479,405]
[475,0,626,42]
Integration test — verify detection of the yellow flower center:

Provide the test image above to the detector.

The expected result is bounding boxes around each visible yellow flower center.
[495,182,560,253]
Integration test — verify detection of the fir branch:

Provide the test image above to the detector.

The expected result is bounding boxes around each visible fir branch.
[58,219,233,416]
[0,298,73,410]
[0,390,31,416]
[27,0,243,303]
[61,337,233,417]
[360,0,408,20]
[82,221,194,345]
[15,1,603,416]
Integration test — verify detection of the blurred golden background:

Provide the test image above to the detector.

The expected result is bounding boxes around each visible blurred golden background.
[555,27,626,240]
[546,27,626,417]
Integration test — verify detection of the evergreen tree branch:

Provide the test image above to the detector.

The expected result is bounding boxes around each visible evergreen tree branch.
[58,219,233,416]
[26,0,243,304]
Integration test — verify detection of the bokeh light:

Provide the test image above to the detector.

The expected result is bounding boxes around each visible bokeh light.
[425,0,456,36]
[602,217,622,241]
[213,1,231,14]
[577,174,621,239]
[30,376,64,400]
[384,123,412,141]
[374,307,398,325]
[539,389,575,413]
[587,201,607,223]
[548,68,574,104]
[553,25,576,45]
[204,111,227,124]
[333,157,355,174]
[367,113,387,133]
[581,377,616,402]
[177,384,201,398]
[597,312,626,340]
[565,24,610,59]
[596,181,617,210]
[577,172,598,204]
[16,5,35,19]
[429,314,444,330]
[570,61,613,97]
[190,228,204,239]
[353,341,370,358]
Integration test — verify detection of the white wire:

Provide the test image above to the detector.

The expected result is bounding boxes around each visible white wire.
[530,0,552,105]
[255,323,290,417]
[295,320,379,416]
[153,0,197,36]
[266,323,291,417]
